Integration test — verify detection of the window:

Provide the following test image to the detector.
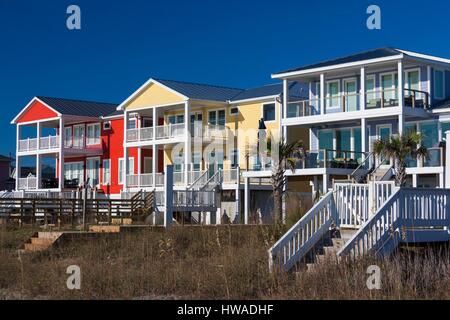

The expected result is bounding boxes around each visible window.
[230,107,239,116]
[64,162,83,184]
[208,110,226,126]
[434,70,445,99]
[127,118,137,129]
[262,103,276,122]
[86,158,100,187]
[167,114,184,124]
[230,149,239,169]
[142,118,153,128]
[366,75,377,107]
[64,127,72,148]
[326,81,340,108]
[102,159,110,185]
[118,158,134,185]
[335,130,351,158]
[381,73,395,100]
[173,151,184,172]
[86,123,101,145]
[192,152,201,171]
[405,70,420,92]
[73,125,85,148]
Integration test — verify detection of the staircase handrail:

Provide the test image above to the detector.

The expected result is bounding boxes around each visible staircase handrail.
[187,170,209,190]
[268,190,337,272]
[200,170,223,191]
[337,188,402,259]
[350,152,374,177]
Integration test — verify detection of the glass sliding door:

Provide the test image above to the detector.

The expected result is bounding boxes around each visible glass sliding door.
[335,130,351,159]
[421,121,439,167]
[326,81,340,111]
[86,158,100,187]
[318,130,333,167]
[344,79,358,111]
[377,125,392,167]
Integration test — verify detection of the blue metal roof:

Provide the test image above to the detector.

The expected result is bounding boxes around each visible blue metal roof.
[37,96,120,118]
[230,82,309,102]
[273,47,402,75]
[154,78,244,102]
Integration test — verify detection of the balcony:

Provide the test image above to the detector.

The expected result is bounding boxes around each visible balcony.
[286,89,429,119]
[191,124,228,141]
[18,136,60,153]
[126,173,164,187]
[293,149,367,170]
[126,124,185,143]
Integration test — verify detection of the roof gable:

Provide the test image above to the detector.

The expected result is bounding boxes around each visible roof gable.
[14,98,60,124]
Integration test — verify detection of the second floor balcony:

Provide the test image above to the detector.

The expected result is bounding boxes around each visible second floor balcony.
[286,88,429,120]
[125,123,228,144]
[18,135,60,153]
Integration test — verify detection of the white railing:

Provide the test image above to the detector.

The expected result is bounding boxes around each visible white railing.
[187,170,206,185]
[18,177,38,190]
[187,170,209,190]
[338,188,450,259]
[173,172,185,185]
[334,183,370,228]
[155,123,185,140]
[126,174,139,187]
[126,129,138,142]
[18,138,38,152]
[126,127,154,143]
[173,190,216,208]
[202,124,228,140]
[140,174,153,187]
[222,169,238,184]
[268,191,337,272]
[39,135,60,150]
[155,173,164,187]
[372,181,397,212]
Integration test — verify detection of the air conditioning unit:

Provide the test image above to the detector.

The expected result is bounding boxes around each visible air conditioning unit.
[103,121,111,130]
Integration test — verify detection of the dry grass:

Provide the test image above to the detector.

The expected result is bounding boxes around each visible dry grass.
[0,224,449,300]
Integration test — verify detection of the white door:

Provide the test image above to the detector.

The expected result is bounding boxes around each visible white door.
[86,158,100,187]
[73,125,85,148]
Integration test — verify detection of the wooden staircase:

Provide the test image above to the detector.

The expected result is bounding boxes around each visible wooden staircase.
[22,232,63,252]
[305,229,356,273]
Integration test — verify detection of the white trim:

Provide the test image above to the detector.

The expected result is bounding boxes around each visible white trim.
[271,55,405,79]
[117,78,189,111]
[229,94,280,105]
[11,97,62,124]
[396,49,450,66]
[434,69,446,100]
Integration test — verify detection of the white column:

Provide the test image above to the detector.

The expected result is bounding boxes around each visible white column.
[322,174,328,193]
[123,111,129,190]
[412,174,417,188]
[282,79,288,142]
[427,65,432,106]
[137,147,142,188]
[439,173,444,189]
[153,107,157,140]
[36,122,42,189]
[361,118,367,160]
[446,131,450,188]
[235,166,240,221]
[398,61,405,135]
[320,73,325,115]
[15,125,21,190]
[184,101,191,186]
[360,67,366,111]
[244,176,249,224]
[152,144,157,187]
[58,117,64,191]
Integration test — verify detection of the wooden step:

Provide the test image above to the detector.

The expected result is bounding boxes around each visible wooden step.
[30,237,54,245]
[89,225,121,233]
[37,232,63,240]
[24,242,52,252]
[111,218,132,225]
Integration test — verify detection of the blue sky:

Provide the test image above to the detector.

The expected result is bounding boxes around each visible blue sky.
[1,0,450,156]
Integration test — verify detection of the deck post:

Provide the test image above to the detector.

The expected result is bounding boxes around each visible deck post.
[398,60,405,135]
[244,176,249,224]
[184,101,191,187]
[235,166,240,222]
[320,73,325,115]
[58,116,65,191]
[164,165,174,228]
[446,131,450,188]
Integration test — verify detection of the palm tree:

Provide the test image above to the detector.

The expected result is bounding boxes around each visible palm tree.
[267,137,305,223]
[373,131,428,187]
